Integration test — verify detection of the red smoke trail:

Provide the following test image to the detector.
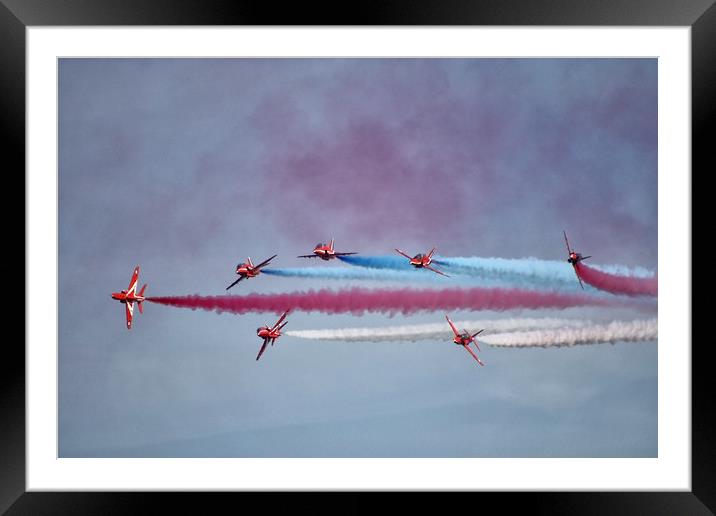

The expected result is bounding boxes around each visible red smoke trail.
[147,286,631,317]
[576,263,657,297]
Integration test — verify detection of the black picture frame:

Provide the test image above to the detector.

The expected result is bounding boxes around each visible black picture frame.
[5,1,709,514]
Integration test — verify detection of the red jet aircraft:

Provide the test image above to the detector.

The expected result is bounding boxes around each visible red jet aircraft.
[395,246,449,277]
[255,309,290,361]
[445,315,485,366]
[226,254,277,290]
[563,230,591,289]
[111,266,147,329]
[297,239,357,261]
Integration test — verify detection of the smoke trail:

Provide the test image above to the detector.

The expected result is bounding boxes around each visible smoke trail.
[287,318,656,347]
[482,319,657,348]
[339,255,654,293]
[262,266,587,293]
[337,255,418,271]
[147,286,630,317]
[575,263,658,297]
[434,256,654,282]
[434,256,576,285]
[336,254,586,291]
[262,267,447,283]
[287,317,589,342]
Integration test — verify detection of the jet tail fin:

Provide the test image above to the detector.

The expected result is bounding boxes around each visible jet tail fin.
[138,284,147,314]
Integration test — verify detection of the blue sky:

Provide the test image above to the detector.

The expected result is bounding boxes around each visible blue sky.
[58,58,657,457]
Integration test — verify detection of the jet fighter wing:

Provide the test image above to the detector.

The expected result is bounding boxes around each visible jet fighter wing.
[334,252,358,256]
[394,248,413,260]
[463,344,485,366]
[271,310,290,331]
[297,254,321,258]
[226,276,244,290]
[127,266,140,295]
[256,338,269,361]
[469,329,484,352]
[563,230,572,255]
[424,264,450,277]
[572,265,584,289]
[125,301,134,329]
[254,254,278,269]
[445,315,460,337]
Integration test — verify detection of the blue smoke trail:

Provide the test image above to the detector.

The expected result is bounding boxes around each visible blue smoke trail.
[337,255,651,294]
[433,257,577,286]
[262,266,450,283]
[434,256,654,280]
[337,254,577,288]
[337,255,409,270]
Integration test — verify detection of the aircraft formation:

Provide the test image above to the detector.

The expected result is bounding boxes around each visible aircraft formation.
[111,233,591,366]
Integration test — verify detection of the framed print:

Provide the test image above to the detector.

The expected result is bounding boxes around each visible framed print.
[7,0,711,513]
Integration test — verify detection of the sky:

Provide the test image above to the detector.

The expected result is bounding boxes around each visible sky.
[58,58,657,457]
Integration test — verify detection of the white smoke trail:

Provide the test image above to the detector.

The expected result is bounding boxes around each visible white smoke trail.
[481,319,657,348]
[286,317,589,342]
